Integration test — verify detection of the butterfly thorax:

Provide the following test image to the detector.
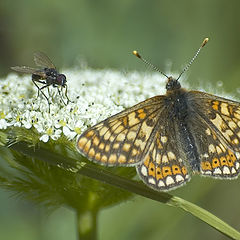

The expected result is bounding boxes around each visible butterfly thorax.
[165,79,188,121]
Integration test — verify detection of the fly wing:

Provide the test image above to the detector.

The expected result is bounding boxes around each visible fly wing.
[33,51,56,69]
[11,66,40,74]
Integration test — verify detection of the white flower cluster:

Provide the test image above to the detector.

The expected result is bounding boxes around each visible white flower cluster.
[0,68,175,142]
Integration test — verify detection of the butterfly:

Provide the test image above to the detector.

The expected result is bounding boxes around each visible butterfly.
[77,38,240,191]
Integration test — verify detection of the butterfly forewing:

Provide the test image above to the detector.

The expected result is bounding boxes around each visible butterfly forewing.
[77,96,166,166]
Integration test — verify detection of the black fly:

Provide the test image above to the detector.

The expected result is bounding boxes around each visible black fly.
[11,52,72,112]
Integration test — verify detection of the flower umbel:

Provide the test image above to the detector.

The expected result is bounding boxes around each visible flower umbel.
[0,69,169,142]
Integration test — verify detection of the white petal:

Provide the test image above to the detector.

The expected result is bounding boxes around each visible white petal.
[40,135,49,142]
[0,119,7,129]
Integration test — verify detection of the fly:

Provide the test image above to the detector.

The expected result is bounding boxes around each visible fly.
[11,52,72,112]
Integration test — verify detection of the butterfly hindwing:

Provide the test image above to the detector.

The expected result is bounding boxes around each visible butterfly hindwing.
[136,120,190,191]
[77,96,166,166]
[188,91,240,178]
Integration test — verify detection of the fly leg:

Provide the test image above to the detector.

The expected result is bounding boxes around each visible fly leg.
[32,79,52,112]
[32,75,46,98]
[56,87,67,106]
[64,85,73,103]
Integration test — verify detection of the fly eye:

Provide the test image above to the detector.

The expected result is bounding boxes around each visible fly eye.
[57,74,67,85]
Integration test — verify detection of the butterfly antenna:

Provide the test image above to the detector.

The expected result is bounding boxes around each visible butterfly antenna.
[177,37,209,80]
[133,50,169,78]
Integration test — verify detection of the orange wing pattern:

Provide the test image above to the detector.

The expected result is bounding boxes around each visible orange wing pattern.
[188,91,240,178]
[77,96,165,166]
[136,121,190,191]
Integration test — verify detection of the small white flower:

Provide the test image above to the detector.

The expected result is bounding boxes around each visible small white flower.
[39,128,62,142]
[40,134,49,143]
[0,119,8,129]
[51,129,62,140]
[63,126,77,139]
[22,120,32,129]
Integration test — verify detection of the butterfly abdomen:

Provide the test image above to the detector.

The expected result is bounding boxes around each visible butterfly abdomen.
[177,122,201,171]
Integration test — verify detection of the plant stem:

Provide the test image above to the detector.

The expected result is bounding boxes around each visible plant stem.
[77,210,97,240]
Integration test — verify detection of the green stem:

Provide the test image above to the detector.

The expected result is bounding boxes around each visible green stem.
[77,210,97,240]
[9,142,240,240]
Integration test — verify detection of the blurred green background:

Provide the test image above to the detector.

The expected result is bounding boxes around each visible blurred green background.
[1,0,240,239]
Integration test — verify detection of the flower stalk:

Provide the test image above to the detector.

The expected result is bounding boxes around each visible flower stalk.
[77,210,97,240]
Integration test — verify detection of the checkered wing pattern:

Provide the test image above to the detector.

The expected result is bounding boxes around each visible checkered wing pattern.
[188,91,240,178]
[77,96,166,166]
[136,119,190,191]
